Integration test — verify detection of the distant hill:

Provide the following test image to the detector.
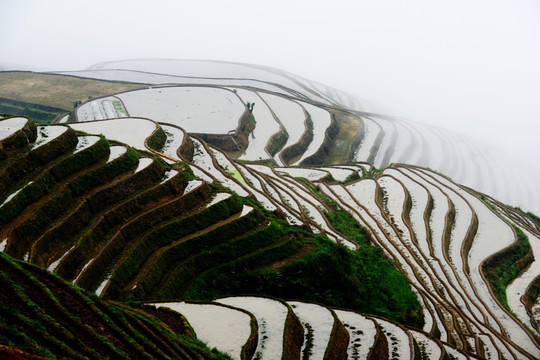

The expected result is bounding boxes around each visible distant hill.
[1,60,540,359]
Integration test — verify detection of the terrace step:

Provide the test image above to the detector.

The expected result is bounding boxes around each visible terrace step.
[0,251,228,359]
[102,191,245,299]
[0,126,77,213]
[0,117,37,159]
[71,169,192,291]
[151,301,258,360]
[287,301,349,360]
[215,296,304,360]
[71,175,209,293]
[132,206,268,300]
[31,147,169,273]
[48,155,168,280]
[3,143,141,262]
[6,135,111,260]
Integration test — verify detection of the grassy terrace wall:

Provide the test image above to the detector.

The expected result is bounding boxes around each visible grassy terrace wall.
[136,207,267,299]
[149,211,275,299]
[323,311,349,360]
[193,110,255,154]
[0,98,68,124]
[10,137,110,256]
[106,193,244,300]
[30,126,78,164]
[0,251,229,359]
[145,126,167,153]
[77,180,212,292]
[31,151,168,269]
[301,115,339,165]
[178,131,195,162]
[280,114,314,165]
[0,125,68,196]
[265,126,289,158]
[136,305,196,338]
[282,304,304,360]
[49,157,168,279]
[183,230,303,299]
[0,128,79,198]
[482,226,533,310]
[0,117,37,161]
[12,148,140,261]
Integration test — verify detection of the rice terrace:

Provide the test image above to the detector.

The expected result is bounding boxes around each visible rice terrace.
[1,59,540,359]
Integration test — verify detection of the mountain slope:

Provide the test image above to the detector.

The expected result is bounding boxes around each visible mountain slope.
[0,251,230,359]
[1,60,540,359]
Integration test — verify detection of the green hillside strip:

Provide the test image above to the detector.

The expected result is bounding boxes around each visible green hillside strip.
[280,113,314,165]
[11,137,110,245]
[74,176,207,291]
[0,251,231,359]
[0,125,78,205]
[50,135,110,179]
[265,125,289,157]
[482,226,532,310]
[300,114,339,166]
[106,193,244,299]
[129,199,261,298]
[183,208,422,328]
[150,214,278,299]
[50,155,164,279]
[147,126,168,153]
[0,124,67,196]
[32,150,167,272]
[0,116,37,161]
[0,71,142,111]
[0,97,67,124]
[5,145,139,259]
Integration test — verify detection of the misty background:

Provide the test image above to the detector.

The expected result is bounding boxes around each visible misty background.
[2,0,539,209]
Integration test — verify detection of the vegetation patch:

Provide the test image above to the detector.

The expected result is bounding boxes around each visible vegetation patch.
[280,115,314,165]
[0,72,142,111]
[482,226,532,310]
[146,126,167,153]
[0,251,231,359]
[0,117,37,161]
[323,311,349,360]
[265,126,289,157]
[0,97,67,124]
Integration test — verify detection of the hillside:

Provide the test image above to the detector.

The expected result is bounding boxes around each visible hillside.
[1,61,540,359]
[0,250,230,359]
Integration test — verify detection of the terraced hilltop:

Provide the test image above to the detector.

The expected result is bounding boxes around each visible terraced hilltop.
[1,60,540,359]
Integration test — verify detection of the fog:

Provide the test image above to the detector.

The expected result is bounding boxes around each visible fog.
[2,0,539,208]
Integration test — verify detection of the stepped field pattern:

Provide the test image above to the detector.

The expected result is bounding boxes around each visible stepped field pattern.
[0,59,539,359]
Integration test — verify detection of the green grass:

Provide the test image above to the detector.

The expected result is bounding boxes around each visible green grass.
[482,226,531,310]
[181,205,423,328]
[0,98,67,124]
[0,251,233,359]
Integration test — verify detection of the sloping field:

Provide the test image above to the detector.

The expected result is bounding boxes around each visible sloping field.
[0,251,229,359]
[55,64,540,214]
[1,114,540,358]
[0,117,419,334]
[0,71,142,110]
[2,60,540,359]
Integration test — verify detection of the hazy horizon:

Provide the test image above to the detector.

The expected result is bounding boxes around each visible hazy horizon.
[2,0,539,210]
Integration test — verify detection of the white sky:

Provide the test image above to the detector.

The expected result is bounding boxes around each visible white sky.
[2,0,540,179]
